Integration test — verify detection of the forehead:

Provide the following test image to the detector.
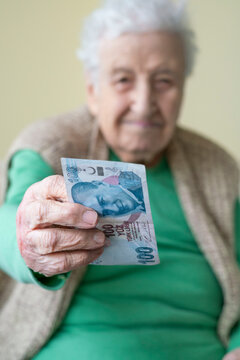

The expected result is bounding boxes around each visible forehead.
[98,31,185,74]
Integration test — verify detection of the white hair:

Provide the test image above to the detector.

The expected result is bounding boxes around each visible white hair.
[77,0,197,83]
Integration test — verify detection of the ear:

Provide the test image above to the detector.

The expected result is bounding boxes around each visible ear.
[85,72,99,116]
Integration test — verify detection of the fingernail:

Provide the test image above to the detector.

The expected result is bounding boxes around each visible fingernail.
[82,210,97,225]
[94,232,105,244]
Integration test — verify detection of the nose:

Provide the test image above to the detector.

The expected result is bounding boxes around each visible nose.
[130,80,157,118]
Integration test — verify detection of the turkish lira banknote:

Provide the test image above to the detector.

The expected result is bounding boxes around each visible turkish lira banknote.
[61,158,159,265]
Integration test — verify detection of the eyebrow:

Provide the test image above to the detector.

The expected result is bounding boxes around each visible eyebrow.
[111,67,133,75]
[151,68,176,76]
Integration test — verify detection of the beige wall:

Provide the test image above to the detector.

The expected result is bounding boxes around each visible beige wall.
[0,0,239,160]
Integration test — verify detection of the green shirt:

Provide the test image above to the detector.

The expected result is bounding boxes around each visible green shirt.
[0,149,240,359]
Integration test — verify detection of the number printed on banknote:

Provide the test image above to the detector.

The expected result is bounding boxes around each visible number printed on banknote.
[61,158,160,265]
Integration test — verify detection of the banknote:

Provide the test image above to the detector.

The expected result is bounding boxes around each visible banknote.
[61,158,160,265]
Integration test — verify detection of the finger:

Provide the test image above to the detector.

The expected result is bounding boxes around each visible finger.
[222,350,240,360]
[26,175,68,202]
[24,199,98,229]
[27,228,106,254]
[27,248,104,277]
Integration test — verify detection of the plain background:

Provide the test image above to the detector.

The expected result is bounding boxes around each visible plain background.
[0,0,239,161]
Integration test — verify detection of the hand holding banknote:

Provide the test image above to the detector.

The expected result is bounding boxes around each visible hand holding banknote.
[16,175,106,277]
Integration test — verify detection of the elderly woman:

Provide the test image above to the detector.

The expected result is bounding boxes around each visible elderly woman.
[0,0,239,359]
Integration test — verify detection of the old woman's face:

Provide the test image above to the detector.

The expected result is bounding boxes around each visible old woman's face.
[87,31,185,167]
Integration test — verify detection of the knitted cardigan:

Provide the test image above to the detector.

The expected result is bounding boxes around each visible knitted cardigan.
[0,106,239,360]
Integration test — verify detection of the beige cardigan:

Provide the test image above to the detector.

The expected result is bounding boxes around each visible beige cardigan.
[0,106,239,359]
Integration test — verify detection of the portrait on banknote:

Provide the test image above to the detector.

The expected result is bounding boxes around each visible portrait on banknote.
[71,171,146,217]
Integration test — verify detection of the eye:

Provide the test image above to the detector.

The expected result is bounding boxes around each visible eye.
[118,77,130,83]
[98,196,105,206]
[116,77,132,88]
[113,75,133,91]
[154,78,173,90]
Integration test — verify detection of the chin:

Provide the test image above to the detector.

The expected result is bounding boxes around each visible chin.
[128,138,163,154]
[116,143,161,164]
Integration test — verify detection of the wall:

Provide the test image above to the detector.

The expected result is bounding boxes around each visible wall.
[0,0,239,160]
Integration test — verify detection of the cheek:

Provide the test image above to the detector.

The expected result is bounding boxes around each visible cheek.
[98,97,130,135]
[160,89,183,119]
[127,199,135,210]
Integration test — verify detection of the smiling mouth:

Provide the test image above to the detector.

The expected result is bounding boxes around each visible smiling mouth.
[123,120,163,128]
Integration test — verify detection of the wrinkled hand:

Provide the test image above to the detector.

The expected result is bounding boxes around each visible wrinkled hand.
[223,348,240,360]
[16,175,106,277]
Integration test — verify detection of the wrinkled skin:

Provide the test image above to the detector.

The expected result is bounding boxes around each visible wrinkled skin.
[16,175,106,277]
[223,349,240,360]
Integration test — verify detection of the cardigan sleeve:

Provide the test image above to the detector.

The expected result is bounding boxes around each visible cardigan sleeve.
[227,198,240,350]
[0,149,69,290]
